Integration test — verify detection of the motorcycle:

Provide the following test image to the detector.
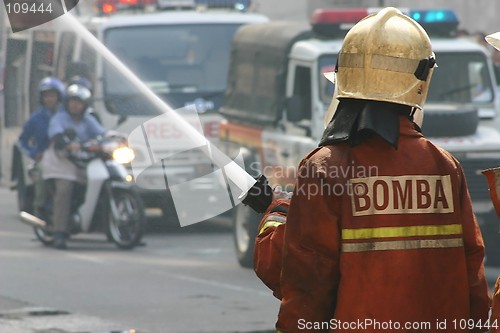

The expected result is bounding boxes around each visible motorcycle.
[19,133,146,249]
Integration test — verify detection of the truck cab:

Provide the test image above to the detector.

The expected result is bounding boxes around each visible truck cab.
[220,9,500,267]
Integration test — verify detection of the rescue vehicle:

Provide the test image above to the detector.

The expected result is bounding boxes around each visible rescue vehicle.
[2,0,268,223]
[219,8,500,267]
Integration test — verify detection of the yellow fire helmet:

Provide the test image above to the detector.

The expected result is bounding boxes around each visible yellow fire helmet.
[336,7,436,113]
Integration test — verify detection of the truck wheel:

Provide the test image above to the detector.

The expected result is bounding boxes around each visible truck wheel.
[233,203,261,268]
[421,108,478,137]
[161,195,180,227]
[477,211,500,267]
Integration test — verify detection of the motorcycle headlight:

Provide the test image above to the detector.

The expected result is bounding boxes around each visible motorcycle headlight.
[112,146,135,164]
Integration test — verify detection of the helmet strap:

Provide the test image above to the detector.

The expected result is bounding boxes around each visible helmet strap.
[414,56,436,81]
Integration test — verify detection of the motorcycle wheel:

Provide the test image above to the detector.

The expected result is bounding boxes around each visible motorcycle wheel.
[33,226,54,246]
[107,189,145,249]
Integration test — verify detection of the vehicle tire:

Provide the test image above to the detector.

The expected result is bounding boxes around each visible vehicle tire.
[160,192,180,227]
[107,188,145,249]
[233,202,261,268]
[477,211,500,267]
[421,108,478,137]
[32,203,54,246]
[33,226,54,246]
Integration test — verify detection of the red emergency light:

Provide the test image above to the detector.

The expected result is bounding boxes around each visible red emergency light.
[312,8,368,24]
[311,9,369,38]
[100,2,116,14]
[97,0,157,14]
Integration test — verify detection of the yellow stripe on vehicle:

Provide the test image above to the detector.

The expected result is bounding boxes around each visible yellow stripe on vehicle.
[342,238,464,253]
[342,224,462,240]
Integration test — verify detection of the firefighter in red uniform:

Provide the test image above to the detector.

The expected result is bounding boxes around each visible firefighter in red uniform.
[483,31,500,333]
[253,7,491,332]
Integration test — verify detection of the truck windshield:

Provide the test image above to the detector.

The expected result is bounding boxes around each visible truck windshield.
[318,52,494,106]
[427,52,494,104]
[103,24,241,115]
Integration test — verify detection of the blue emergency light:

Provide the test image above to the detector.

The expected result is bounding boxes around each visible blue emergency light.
[409,9,459,37]
[410,9,458,24]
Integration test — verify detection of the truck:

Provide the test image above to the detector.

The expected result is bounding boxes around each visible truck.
[219,8,500,267]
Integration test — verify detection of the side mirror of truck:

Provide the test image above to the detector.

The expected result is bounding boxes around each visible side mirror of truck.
[286,96,305,122]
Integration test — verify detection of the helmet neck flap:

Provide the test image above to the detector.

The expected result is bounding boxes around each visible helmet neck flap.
[319,99,417,149]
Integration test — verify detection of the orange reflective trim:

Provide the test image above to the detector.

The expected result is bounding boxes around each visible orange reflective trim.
[219,121,263,148]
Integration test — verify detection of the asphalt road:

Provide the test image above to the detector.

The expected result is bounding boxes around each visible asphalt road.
[1,185,499,333]
[0,187,279,333]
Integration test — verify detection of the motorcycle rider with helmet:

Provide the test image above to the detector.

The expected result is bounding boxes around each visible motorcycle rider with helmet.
[68,75,101,124]
[18,76,65,217]
[42,83,106,249]
[250,7,490,332]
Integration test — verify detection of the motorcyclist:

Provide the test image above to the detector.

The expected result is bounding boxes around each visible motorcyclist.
[68,75,101,124]
[18,76,65,217]
[251,7,490,332]
[41,83,106,249]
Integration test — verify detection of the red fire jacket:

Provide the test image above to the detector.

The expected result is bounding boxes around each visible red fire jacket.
[254,117,491,333]
[491,278,500,332]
